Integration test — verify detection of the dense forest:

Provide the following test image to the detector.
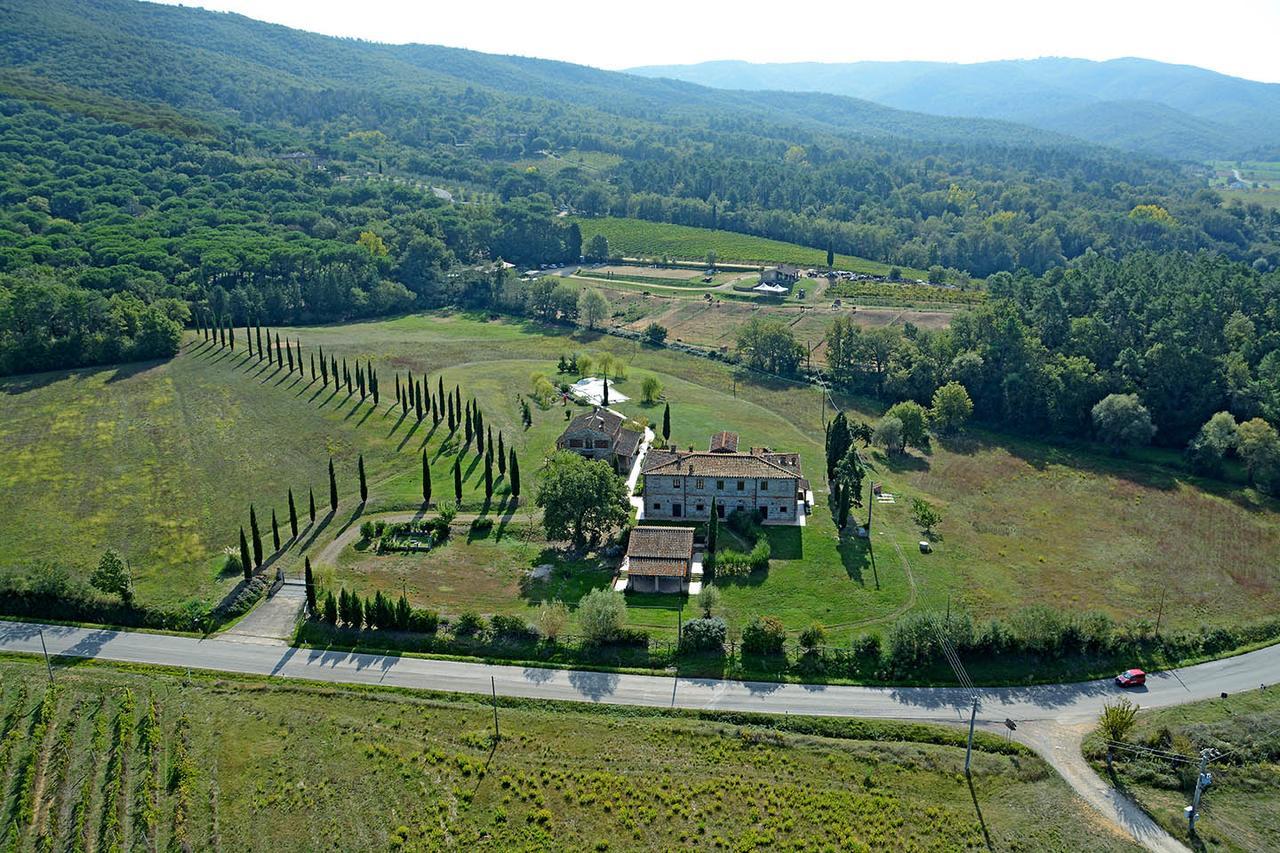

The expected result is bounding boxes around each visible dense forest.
[2,0,1280,393]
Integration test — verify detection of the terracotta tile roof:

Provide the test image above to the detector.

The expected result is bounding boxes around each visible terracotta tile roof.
[627,526,695,561]
[563,407,624,437]
[709,431,739,453]
[614,427,644,458]
[627,557,690,577]
[642,451,801,479]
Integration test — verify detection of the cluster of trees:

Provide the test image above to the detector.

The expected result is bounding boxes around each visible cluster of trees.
[822,251,1280,481]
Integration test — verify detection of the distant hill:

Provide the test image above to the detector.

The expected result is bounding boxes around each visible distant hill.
[628,57,1280,160]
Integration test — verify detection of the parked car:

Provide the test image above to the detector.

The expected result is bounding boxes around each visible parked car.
[1115,668,1146,688]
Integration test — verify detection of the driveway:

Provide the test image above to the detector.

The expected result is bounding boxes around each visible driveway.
[218,582,306,645]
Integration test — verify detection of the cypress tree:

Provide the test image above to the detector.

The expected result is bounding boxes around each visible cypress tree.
[447,393,455,431]
[358,454,368,503]
[431,393,439,424]
[401,378,409,415]
[476,414,485,455]
[707,498,719,554]
[217,321,225,348]
[351,594,363,631]
[345,360,352,393]
[288,488,299,538]
[304,557,317,614]
[464,405,473,445]
[328,458,338,512]
[256,325,265,360]
[331,357,339,389]
[371,369,379,406]
[509,451,520,500]
[249,505,263,568]
[296,340,303,373]
[308,487,316,523]
[320,348,329,384]
[602,372,609,406]
[414,381,423,421]
[484,449,493,501]
[358,365,366,401]
[286,339,294,372]
[323,589,337,625]
[453,457,462,504]
[276,332,283,365]
[662,403,671,442]
[245,323,253,356]
[454,387,462,426]
[310,352,316,381]
[438,376,445,410]
[497,432,506,476]
[239,526,252,582]
[422,450,431,505]
[271,509,281,551]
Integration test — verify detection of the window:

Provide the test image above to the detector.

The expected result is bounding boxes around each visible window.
[778,504,788,514]
[695,478,704,489]
[760,505,768,519]
[736,480,745,491]
[696,503,705,513]
[594,439,609,449]
[672,478,680,488]
[651,501,662,510]
[568,439,583,448]
[760,480,769,491]
[716,480,724,490]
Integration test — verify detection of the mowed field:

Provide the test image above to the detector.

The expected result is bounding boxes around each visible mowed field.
[574,217,932,280]
[3,312,1280,640]
[0,657,1140,852]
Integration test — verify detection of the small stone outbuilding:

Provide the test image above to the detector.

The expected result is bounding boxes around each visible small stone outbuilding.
[623,526,695,593]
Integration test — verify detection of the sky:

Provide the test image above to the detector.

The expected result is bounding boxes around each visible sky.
[151,0,1280,84]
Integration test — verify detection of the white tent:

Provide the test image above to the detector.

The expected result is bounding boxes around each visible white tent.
[753,283,789,294]
[568,376,629,405]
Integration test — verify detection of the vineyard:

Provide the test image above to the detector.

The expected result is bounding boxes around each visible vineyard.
[827,280,988,306]
[0,658,1137,851]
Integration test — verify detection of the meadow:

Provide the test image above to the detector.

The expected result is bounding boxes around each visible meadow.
[3,312,1280,646]
[574,217,932,279]
[1086,687,1280,851]
[0,655,1140,851]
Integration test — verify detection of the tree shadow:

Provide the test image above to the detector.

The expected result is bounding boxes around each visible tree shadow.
[836,536,870,586]
[761,525,802,559]
[881,452,931,474]
[396,418,422,452]
[386,410,408,437]
[296,509,335,554]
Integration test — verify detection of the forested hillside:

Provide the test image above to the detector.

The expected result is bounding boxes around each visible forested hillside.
[1,0,1279,381]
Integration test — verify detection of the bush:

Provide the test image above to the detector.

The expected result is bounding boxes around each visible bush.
[711,548,751,577]
[537,599,570,641]
[490,614,536,641]
[681,617,727,653]
[470,517,494,535]
[741,616,786,656]
[359,521,377,541]
[577,588,627,644]
[727,508,764,540]
[748,537,771,570]
[408,608,439,634]
[453,610,486,638]
[799,623,826,650]
[851,634,881,659]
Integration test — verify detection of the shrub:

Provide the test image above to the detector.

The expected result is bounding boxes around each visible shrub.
[681,617,727,653]
[741,616,786,656]
[453,611,486,637]
[727,508,764,540]
[470,517,494,535]
[490,614,536,641]
[437,502,458,526]
[799,623,826,650]
[747,537,771,570]
[374,520,386,537]
[711,548,751,577]
[537,599,570,641]
[408,608,439,634]
[577,588,627,644]
[359,521,377,542]
[221,549,243,576]
[851,634,881,659]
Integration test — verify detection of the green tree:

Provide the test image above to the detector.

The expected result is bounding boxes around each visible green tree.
[576,589,627,644]
[90,548,133,606]
[322,590,338,625]
[885,401,930,448]
[328,458,338,512]
[826,243,834,268]
[640,376,663,404]
[238,527,252,582]
[537,599,570,641]
[825,411,852,481]
[422,450,432,505]
[288,488,298,538]
[929,382,974,434]
[706,497,719,554]
[642,323,668,345]
[1091,393,1156,451]
[1186,411,1238,476]
[1237,417,1280,494]
[586,233,609,261]
[873,415,904,455]
[484,449,494,502]
[910,498,942,536]
[249,504,264,567]
[697,583,721,618]
[1098,698,1140,769]
[736,317,804,375]
[578,288,609,330]
[358,454,368,503]
[497,432,507,476]
[304,556,317,613]
[535,451,630,548]
[662,403,671,441]
[271,509,281,551]
[453,456,463,504]
[308,487,316,523]
[510,450,521,499]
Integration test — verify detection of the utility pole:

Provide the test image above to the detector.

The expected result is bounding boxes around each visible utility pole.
[490,676,500,741]
[964,697,979,776]
[1186,749,1215,835]
[39,629,54,683]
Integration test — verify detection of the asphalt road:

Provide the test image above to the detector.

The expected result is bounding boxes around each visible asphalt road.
[6,619,1275,852]
[2,619,1276,725]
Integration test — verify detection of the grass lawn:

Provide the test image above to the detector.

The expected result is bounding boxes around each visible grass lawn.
[4,311,1280,645]
[574,216,932,280]
[1085,687,1280,851]
[0,655,1140,851]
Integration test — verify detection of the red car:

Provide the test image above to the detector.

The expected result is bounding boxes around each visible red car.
[1115,668,1146,688]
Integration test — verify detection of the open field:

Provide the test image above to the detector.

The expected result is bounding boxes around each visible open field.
[0,655,1140,851]
[574,217,932,280]
[3,312,1280,645]
[1086,686,1280,850]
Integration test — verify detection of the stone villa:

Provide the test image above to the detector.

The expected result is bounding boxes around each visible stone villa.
[555,407,644,473]
[641,432,809,522]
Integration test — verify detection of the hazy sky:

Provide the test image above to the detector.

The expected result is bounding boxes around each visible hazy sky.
[151,0,1280,83]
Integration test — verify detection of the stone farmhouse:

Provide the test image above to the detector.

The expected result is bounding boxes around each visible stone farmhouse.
[555,407,644,473]
[759,264,800,287]
[620,526,696,593]
[641,432,809,522]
